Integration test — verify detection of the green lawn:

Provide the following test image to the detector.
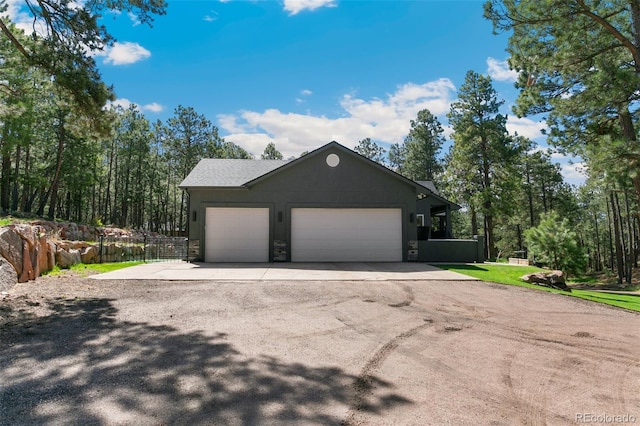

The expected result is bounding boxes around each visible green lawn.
[436,263,640,313]
[45,261,144,277]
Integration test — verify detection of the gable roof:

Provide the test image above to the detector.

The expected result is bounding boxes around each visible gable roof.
[179,142,454,209]
[179,158,291,188]
[243,141,431,194]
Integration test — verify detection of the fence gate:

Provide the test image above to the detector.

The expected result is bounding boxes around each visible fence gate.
[98,235,188,263]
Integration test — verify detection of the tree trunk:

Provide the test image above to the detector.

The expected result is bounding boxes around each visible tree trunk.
[480,134,496,259]
[593,207,602,272]
[11,144,20,212]
[610,191,625,284]
[0,126,11,212]
[617,108,640,241]
[525,164,535,227]
[41,112,66,219]
[470,205,478,237]
[21,145,31,212]
[624,189,634,284]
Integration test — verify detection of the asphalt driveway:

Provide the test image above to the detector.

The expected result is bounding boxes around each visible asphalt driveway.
[2,272,639,425]
[89,261,477,281]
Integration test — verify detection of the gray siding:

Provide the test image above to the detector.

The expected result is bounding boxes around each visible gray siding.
[186,147,418,261]
[418,237,485,263]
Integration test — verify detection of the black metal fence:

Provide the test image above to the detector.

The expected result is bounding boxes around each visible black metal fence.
[98,235,188,263]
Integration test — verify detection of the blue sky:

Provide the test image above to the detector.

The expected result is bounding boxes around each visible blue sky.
[6,0,586,185]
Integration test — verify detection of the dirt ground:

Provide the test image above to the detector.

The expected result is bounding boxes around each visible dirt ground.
[1,272,639,425]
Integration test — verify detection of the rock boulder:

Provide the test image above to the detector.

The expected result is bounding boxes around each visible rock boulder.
[18,240,35,283]
[0,227,23,276]
[521,270,570,291]
[56,247,81,269]
[80,246,99,264]
[0,256,18,292]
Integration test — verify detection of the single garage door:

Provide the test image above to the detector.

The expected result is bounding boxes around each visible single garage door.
[291,208,402,262]
[205,207,269,262]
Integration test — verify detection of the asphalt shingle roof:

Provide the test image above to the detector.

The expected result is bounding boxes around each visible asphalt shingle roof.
[179,159,291,188]
[415,181,440,195]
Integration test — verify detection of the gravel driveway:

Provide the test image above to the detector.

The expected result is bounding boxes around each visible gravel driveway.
[1,273,639,425]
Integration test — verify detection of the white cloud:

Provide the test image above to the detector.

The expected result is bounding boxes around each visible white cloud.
[224,133,277,158]
[296,89,313,103]
[506,116,547,140]
[204,11,219,22]
[101,42,151,65]
[218,79,457,158]
[526,146,587,186]
[128,12,141,26]
[3,0,47,35]
[283,0,337,15]
[141,102,164,113]
[561,161,588,186]
[487,57,519,82]
[108,98,134,110]
[107,98,164,114]
[3,3,149,64]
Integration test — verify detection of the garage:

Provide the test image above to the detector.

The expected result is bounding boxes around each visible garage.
[205,207,269,262]
[181,142,462,263]
[291,208,402,262]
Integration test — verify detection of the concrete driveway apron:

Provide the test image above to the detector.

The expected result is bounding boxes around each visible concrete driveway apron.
[89,262,477,281]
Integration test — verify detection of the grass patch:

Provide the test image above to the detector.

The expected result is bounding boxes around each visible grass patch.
[436,263,640,313]
[43,261,144,277]
[0,217,19,227]
[71,261,144,276]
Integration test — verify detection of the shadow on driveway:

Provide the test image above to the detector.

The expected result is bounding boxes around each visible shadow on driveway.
[1,297,411,424]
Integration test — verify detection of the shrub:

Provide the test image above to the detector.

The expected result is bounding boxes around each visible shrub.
[524,211,587,277]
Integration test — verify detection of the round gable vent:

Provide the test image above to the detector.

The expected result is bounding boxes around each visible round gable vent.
[326,153,340,167]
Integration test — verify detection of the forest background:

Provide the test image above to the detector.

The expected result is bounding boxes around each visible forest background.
[0,0,639,284]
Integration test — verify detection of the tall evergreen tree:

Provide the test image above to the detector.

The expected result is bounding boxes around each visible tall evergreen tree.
[354,138,386,164]
[403,109,444,182]
[485,0,640,231]
[447,70,522,259]
[0,0,166,123]
[164,105,223,234]
[261,142,283,160]
[388,143,407,174]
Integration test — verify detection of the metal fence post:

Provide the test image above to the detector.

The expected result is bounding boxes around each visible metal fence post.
[143,235,147,263]
[99,235,103,264]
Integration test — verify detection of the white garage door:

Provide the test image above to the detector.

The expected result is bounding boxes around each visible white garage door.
[205,207,269,262]
[291,208,402,262]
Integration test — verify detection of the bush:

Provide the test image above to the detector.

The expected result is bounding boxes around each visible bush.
[524,211,587,277]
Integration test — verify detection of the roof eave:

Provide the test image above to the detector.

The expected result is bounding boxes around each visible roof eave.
[178,185,250,190]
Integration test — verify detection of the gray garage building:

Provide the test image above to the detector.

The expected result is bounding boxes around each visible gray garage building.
[180,141,479,263]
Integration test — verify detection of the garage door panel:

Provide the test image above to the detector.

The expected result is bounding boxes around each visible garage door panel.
[206,248,268,261]
[205,207,269,262]
[292,248,398,261]
[292,208,402,262]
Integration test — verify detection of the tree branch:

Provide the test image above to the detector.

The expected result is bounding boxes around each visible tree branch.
[0,18,31,59]
[575,0,640,72]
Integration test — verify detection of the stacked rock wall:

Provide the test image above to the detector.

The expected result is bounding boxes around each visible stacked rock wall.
[0,223,116,291]
[0,221,183,291]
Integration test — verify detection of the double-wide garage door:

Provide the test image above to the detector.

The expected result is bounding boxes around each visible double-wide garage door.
[291,208,402,262]
[205,207,402,262]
